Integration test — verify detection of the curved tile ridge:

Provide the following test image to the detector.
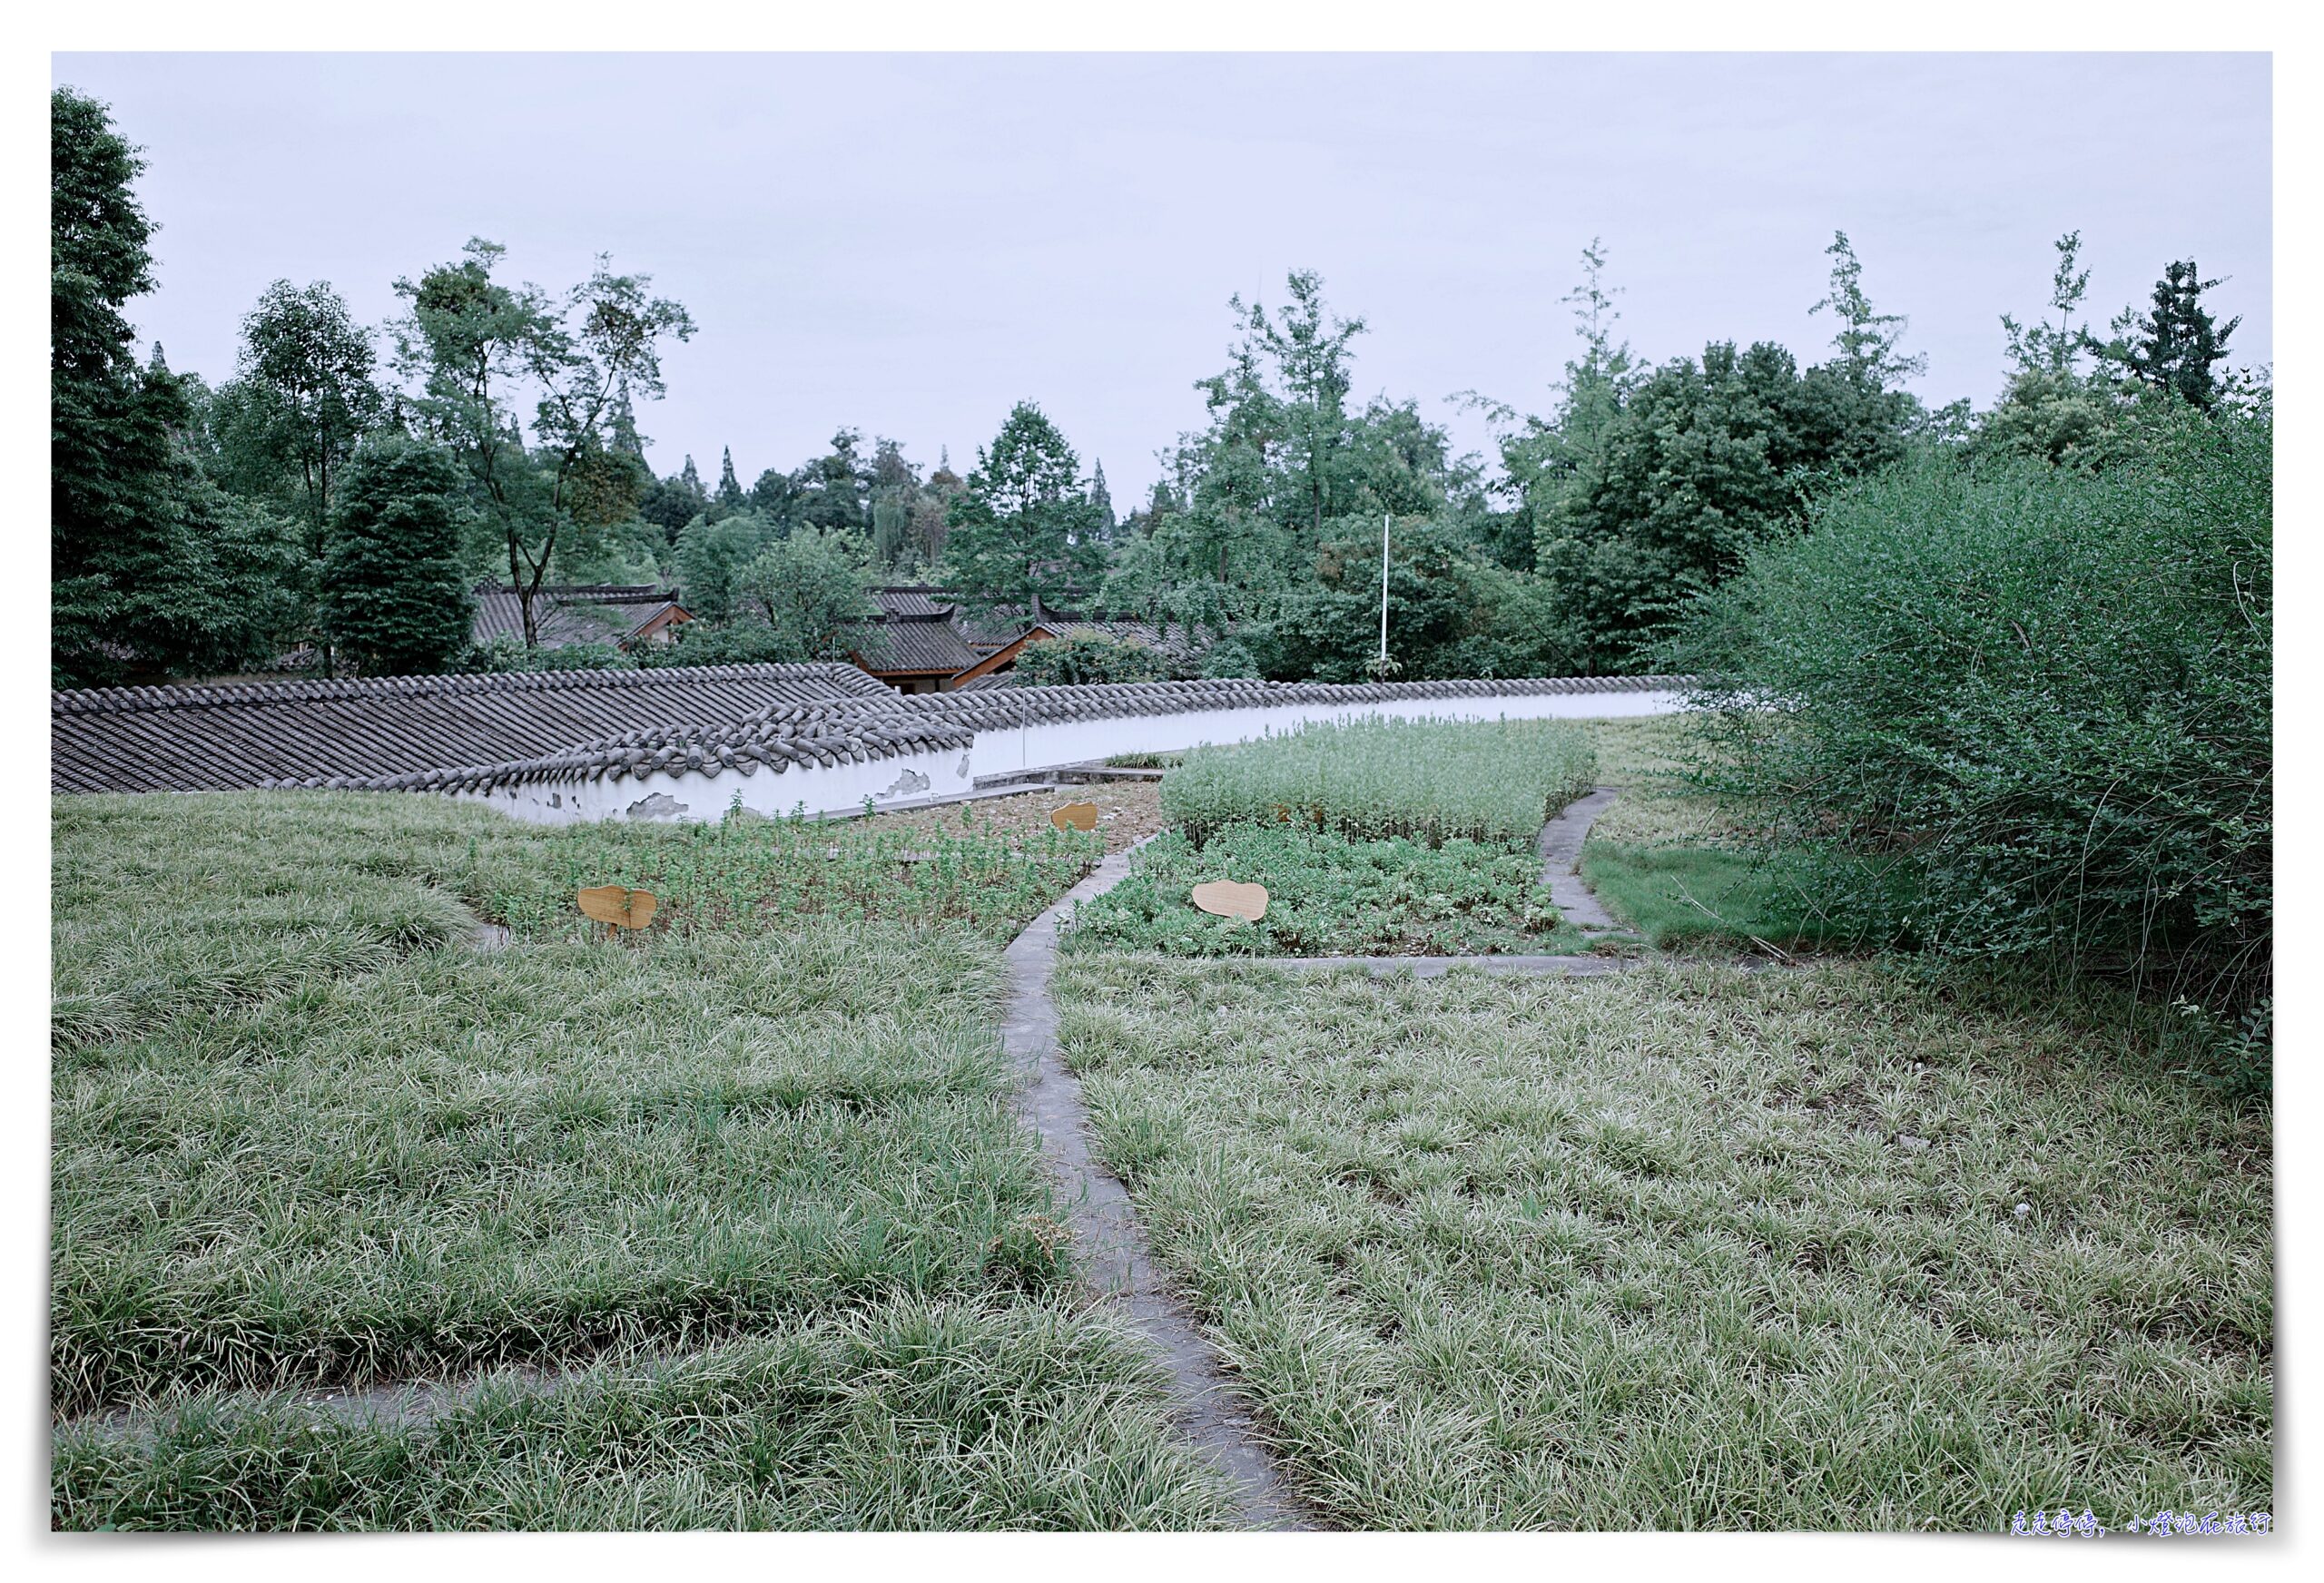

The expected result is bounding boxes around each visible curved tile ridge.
[281,708,979,794]
[277,674,1689,797]
[53,661,897,716]
[882,673,1696,730]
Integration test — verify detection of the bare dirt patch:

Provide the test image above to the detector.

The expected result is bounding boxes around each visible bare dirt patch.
[868,782,1167,855]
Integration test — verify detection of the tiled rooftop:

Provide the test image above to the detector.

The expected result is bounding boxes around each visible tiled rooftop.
[52,664,896,793]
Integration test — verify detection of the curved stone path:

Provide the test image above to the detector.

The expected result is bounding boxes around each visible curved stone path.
[1000,787,1634,1530]
[1001,841,1310,1529]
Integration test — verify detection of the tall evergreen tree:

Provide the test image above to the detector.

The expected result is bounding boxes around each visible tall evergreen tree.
[714,446,747,516]
[211,280,383,549]
[52,86,300,685]
[2110,260,2240,411]
[321,438,474,676]
[1975,231,2142,470]
[941,401,1105,615]
[1089,458,1116,533]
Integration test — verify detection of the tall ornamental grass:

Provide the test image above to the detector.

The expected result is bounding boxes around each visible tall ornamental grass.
[1674,404,2270,1022]
[1159,716,1597,849]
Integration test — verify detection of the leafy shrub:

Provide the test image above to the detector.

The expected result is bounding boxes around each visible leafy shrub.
[635,616,804,669]
[463,634,635,674]
[1014,631,1169,686]
[1060,823,1576,958]
[1160,717,1597,849]
[1672,405,2270,1011]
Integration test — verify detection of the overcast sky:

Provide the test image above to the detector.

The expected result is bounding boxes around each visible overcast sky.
[54,52,2271,504]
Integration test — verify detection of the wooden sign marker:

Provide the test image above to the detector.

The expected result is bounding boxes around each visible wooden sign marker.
[1051,801,1099,831]
[578,885,658,939]
[1190,880,1268,922]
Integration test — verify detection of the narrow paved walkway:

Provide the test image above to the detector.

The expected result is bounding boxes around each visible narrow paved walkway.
[1002,841,1308,1529]
[999,788,1634,1529]
[1541,785,1623,931]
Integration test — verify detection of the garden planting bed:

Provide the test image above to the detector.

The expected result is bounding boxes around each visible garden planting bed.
[1059,717,1625,960]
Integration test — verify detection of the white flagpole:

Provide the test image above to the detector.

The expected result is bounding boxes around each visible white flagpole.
[1378,512,1390,671]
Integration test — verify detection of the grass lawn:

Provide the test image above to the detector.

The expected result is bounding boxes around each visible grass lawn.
[1565,714,1904,955]
[53,1300,1229,1530]
[1052,954,2272,1529]
[52,792,1229,1530]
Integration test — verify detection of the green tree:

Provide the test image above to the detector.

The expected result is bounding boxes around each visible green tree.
[1088,458,1116,535]
[638,450,707,540]
[1013,630,1167,686]
[1234,517,1514,683]
[673,510,782,621]
[1237,270,1366,541]
[391,238,693,647]
[1810,230,1926,388]
[793,428,871,534]
[2105,260,2241,411]
[52,88,300,685]
[210,280,382,548]
[1975,231,2144,470]
[321,438,474,676]
[734,526,879,660]
[942,402,1106,615]
[713,445,748,517]
[1537,339,1919,670]
[1479,237,1641,572]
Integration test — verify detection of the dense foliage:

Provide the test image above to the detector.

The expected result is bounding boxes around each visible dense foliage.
[1674,401,2271,1013]
[320,438,474,676]
[941,401,1108,617]
[1160,717,1596,849]
[1011,631,1168,687]
[51,88,301,685]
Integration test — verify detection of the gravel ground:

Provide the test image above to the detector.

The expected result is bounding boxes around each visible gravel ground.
[864,782,1167,854]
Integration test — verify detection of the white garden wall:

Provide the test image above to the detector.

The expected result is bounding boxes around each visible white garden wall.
[458,688,1686,826]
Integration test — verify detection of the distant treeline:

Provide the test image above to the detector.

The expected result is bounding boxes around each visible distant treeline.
[54,85,2256,691]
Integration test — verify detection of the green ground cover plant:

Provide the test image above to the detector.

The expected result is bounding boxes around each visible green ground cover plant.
[52,791,1228,1529]
[1160,717,1596,848]
[487,804,1099,943]
[1063,824,1587,959]
[53,1300,1235,1531]
[1578,784,1905,955]
[1673,407,2270,1018]
[1053,954,2272,1529]
[1072,717,1607,959]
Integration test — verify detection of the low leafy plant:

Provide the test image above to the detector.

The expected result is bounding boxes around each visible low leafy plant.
[1061,823,1585,958]
[487,808,1101,943]
[1161,716,1596,848]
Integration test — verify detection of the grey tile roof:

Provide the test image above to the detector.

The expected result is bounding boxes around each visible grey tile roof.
[872,586,960,620]
[309,707,979,795]
[52,664,896,793]
[848,615,984,674]
[470,584,688,650]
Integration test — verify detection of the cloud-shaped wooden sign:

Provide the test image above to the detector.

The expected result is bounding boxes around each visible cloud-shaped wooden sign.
[1051,801,1099,831]
[577,885,658,929]
[1190,880,1268,921]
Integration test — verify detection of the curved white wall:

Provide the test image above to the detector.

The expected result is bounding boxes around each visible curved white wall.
[456,689,1686,825]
